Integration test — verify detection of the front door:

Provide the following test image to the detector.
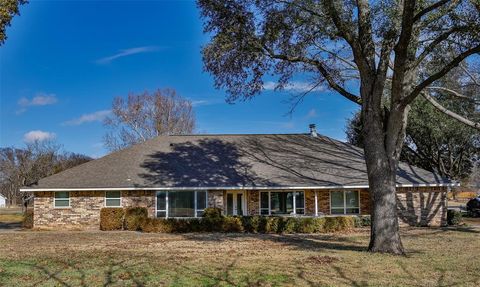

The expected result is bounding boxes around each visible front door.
[226,191,245,216]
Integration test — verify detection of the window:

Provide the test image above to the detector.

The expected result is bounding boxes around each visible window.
[54,192,70,208]
[330,190,360,215]
[105,191,121,207]
[156,191,207,218]
[259,191,304,215]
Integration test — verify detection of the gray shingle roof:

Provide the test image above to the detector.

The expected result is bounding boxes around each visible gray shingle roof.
[22,134,451,190]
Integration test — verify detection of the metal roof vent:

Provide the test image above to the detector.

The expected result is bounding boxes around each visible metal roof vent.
[309,124,318,137]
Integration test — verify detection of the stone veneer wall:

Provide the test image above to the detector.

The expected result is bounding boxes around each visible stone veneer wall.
[34,190,156,229]
[248,190,260,215]
[122,190,156,217]
[34,191,104,229]
[208,190,224,212]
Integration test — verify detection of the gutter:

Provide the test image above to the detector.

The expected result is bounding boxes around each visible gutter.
[19,182,460,192]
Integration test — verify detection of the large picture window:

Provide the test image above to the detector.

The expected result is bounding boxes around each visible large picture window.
[330,190,360,215]
[259,191,304,215]
[54,191,70,208]
[105,191,121,207]
[156,191,207,218]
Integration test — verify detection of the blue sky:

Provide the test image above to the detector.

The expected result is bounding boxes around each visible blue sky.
[0,0,359,158]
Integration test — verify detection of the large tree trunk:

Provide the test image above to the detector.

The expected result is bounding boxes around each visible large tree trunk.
[366,163,404,254]
[363,137,405,254]
[362,84,406,255]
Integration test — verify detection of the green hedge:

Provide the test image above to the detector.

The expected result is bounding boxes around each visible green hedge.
[100,208,125,231]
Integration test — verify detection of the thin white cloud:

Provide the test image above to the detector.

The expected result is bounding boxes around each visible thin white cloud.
[63,110,111,126]
[96,46,160,64]
[17,93,58,114]
[263,81,325,92]
[191,100,210,107]
[23,130,56,143]
[305,108,318,119]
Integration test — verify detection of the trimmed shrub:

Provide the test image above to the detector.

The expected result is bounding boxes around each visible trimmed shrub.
[266,217,283,233]
[241,216,261,233]
[296,217,316,233]
[353,215,371,228]
[312,217,326,233]
[124,207,148,231]
[139,218,175,233]
[281,217,298,234]
[447,209,463,225]
[203,207,222,219]
[223,216,244,232]
[202,207,224,232]
[323,216,354,232]
[100,208,125,231]
[22,209,34,229]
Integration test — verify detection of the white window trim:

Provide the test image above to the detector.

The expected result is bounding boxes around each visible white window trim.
[329,190,361,215]
[104,191,122,208]
[258,191,305,216]
[53,191,70,208]
[155,190,208,218]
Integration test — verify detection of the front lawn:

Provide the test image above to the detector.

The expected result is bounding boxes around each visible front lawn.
[0,227,478,286]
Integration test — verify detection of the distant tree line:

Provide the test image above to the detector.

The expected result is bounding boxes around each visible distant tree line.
[0,141,91,207]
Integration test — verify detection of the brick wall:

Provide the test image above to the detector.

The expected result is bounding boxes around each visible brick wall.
[122,190,156,217]
[208,190,224,212]
[34,191,104,229]
[360,189,371,214]
[396,186,447,227]
[247,190,260,215]
[33,186,447,229]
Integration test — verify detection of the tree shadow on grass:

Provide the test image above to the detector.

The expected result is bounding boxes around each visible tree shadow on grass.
[21,255,148,287]
[180,232,369,253]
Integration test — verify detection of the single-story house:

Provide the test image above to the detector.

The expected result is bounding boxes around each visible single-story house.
[20,127,456,229]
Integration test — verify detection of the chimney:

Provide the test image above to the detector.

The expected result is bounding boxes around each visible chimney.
[309,124,317,137]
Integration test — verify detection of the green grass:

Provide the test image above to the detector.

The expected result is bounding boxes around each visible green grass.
[0,227,478,286]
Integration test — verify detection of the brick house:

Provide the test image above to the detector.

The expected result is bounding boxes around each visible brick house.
[20,129,456,229]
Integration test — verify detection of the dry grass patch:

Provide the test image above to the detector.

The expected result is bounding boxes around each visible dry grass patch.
[0,214,23,223]
[0,227,478,286]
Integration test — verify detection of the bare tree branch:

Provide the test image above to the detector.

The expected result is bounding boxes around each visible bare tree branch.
[412,26,470,68]
[421,92,480,130]
[427,86,479,103]
[262,46,362,105]
[405,44,480,105]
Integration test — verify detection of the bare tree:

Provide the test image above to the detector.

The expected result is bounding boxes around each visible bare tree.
[198,0,480,254]
[103,89,196,151]
[0,141,91,207]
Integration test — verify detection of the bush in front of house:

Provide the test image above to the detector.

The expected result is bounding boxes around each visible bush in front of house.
[323,216,355,232]
[139,218,169,233]
[353,215,371,228]
[100,208,125,231]
[202,207,224,232]
[447,209,463,225]
[102,205,362,234]
[22,209,34,229]
[124,207,148,231]
[222,216,244,232]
